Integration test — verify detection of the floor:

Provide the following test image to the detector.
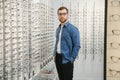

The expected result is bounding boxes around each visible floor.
[33,53,104,80]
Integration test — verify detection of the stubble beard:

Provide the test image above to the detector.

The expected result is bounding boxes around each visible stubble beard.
[59,18,67,23]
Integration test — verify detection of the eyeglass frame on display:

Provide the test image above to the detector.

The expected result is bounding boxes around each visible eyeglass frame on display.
[111,0,120,7]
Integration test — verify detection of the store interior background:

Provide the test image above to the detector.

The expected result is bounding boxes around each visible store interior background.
[0,0,105,80]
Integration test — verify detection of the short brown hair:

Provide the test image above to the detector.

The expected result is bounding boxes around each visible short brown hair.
[57,6,68,14]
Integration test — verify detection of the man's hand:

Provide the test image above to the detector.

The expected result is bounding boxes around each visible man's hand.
[69,61,73,64]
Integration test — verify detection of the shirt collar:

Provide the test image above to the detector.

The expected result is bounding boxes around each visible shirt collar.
[59,21,69,28]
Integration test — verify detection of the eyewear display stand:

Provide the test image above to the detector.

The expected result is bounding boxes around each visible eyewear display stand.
[106,0,120,80]
[0,0,55,80]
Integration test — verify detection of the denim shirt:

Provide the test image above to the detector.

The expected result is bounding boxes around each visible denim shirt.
[54,22,81,64]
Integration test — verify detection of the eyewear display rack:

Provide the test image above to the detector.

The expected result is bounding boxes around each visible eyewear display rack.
[107,0,120,80]
[0,0,55,80]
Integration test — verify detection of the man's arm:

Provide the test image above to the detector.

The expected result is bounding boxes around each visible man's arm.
[70,27,81,62]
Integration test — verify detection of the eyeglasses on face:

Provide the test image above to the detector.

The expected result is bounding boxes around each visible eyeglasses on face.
[58,13,67,16]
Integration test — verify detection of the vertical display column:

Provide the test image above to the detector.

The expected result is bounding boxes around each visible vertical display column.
[107,0,120,80]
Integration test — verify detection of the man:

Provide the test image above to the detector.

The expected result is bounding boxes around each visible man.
[54,6,80,80]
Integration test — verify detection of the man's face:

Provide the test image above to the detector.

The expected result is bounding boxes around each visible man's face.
[58,9,68,23]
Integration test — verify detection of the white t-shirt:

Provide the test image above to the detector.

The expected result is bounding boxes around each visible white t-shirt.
[57,25,63,54]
